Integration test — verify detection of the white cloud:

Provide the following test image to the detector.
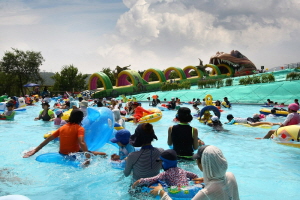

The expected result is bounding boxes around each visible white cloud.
[0,0,299,75]
[96,0,300,71]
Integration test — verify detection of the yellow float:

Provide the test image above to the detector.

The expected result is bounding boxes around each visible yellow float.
[272,125,300,148]
[198,110,212,123]
[204,94,213,106]
[61,109,72,121]
[138,108,162,123]
[259,108,300,117]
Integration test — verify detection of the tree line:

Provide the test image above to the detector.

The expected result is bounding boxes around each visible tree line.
[0,48,194,96]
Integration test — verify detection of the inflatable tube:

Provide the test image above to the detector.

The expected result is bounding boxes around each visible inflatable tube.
[157,106,169,111]
[61,109,72,120]
[35,152,85,168]
[259,108,300,117]
[222,101,230,108]
[234,123,272,129]
[14,108,26,111]
[199,106,221,119]
[142,182,204,200]
[272,125,300,148]
[137,108,162,123]
[82,107,114,151]
[114,122,124,130]
[204,94,213,106]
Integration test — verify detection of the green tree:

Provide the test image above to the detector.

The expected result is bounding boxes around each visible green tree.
[0,48,44,96]
[51,65,88,92]
[101,67,116,86]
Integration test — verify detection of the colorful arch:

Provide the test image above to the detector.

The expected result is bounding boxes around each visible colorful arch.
[116,70,146,87]
[88,72,113,90]
[183,66,208,78]
[216,64,234,76]
[164,67,187,80]
[142,68,166,82]
[204,64,221,76]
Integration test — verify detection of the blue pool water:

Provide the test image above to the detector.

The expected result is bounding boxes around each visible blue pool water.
[0,102,299,200]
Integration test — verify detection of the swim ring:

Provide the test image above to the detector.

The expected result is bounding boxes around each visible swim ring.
[36,152,87,168]
[204,94,213,106]
[143,181,204,200]
[272,125,300,148]
[199,106,221,119]
[221,101,230,108]
[61,109,72,120]
[137,108,162,123]
[259,108,300,117]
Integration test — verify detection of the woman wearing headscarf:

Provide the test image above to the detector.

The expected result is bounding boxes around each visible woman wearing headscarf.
[112,109,125,128]
[123,123,164,182]
[150,145,239,200]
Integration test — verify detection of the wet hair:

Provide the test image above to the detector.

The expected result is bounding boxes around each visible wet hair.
[177,107,193,122]
[271,109,276,114]
[227,114,234,120]
[130,123,158,147]
[215,100,221,106]
[68,110,84,124]
[78,97,83,102]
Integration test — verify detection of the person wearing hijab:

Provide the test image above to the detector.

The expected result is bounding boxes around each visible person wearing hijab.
[112,109,125,128]
[150,145,240,200]
[123,123,164,182]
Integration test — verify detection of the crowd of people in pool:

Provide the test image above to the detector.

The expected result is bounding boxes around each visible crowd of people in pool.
[1,92,299,199]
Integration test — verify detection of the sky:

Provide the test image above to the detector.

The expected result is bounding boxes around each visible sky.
[1,0,300,74]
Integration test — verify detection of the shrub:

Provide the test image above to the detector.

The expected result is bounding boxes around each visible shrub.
[225,78,233,86]
[286,72,300,81]
[252,75,261,84]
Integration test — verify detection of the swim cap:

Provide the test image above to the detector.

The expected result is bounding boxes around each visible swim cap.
[288,103,299,111]
[211,116,219,122]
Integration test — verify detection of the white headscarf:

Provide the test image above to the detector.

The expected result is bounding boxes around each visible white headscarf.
[202,145,228,183]
[197,145,239,200]
[112,109,125,128]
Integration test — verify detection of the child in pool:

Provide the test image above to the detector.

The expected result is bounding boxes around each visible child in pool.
[264,103,300,139]
[225,114,280,127]
[192,104,201,117]
[168,107,204,159]
[132,102,154,123]
[24,110,106,166]
[206,116,226,131]
[0,103,16,120]
[110,129,135,161]
[54,110,66,126]
[132,149,198,188]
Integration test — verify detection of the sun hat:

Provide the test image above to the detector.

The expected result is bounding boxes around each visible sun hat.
[55,110,63,116]
[288,103,299,111]
[110,129,131,145]
[211,116,219,122]
[177,107,193,122]
[41,102,50,107]
[192,145,210,160]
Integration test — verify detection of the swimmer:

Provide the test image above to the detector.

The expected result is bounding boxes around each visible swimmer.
[34,102,55,121]
[110,129,135,161]
[206,116,227,131]
[225,114,280,127]
[264,103,300,139]
[0,103,16,120]
[24,110,106,166]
